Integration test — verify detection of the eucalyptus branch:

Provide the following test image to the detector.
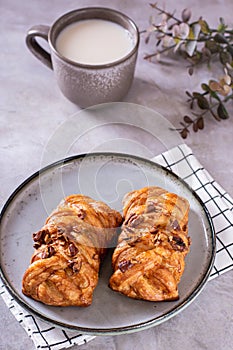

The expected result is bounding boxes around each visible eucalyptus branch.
[178,88,232,138]
[144,3,233,137]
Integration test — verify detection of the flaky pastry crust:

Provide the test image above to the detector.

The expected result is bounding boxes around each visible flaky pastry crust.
[22,194,122,306]
[109,186,191,301]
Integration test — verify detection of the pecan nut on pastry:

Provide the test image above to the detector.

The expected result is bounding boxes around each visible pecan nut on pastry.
[22,194,122,306]
[109,186,191,301]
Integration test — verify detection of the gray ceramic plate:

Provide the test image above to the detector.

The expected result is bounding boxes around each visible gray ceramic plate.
[0,153,215,335]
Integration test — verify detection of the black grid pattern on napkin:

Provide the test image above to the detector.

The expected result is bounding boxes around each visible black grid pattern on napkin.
[156,144,233,279]
[0,282,94,350]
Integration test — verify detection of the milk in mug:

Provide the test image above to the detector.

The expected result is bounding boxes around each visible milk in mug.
[56,19,134,65]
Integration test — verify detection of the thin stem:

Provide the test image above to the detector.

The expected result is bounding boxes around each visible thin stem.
[150,26,213,42]
[150,3,182,23]
[144,44,176,60]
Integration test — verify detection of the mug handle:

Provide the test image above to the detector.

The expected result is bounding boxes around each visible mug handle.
[26,25,53,70]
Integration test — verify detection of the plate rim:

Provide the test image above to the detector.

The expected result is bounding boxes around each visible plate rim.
[0,152,216,335]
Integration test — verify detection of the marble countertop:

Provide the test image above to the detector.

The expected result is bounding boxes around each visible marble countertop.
[1,0,233,349]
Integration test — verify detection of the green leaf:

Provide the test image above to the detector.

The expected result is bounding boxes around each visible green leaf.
[226,45,233,57]
[218,17,227,33]
[209,90,221,101]
[217,103,229,119]
[184,115,193,124]
[210,108,221,121]
[193,93,209,109]
[219,17,225,25]
[202,47,212,59]
[188,66,194,75]
[174,36,181,44]
[193,92,202,98]
[180,129,188,139]
[193,122,198,132]
[205,39,219,53]
[201,83,211,92]
[219,50,232,65]
[198,96,209,109]
[217,23,227,33]
[199,19,210,34]
[214,33,227,44]
[185,23,201,56]
[197,117,204,129]
[188,27,195,40]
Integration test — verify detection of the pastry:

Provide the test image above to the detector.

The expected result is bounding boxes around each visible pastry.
[22,194,122,306]
[109,186,190,301]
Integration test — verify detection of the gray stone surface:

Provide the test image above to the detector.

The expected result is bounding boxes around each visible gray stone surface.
[0,0,233,349]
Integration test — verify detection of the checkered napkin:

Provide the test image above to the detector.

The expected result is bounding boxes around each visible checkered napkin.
[1,143,233,349]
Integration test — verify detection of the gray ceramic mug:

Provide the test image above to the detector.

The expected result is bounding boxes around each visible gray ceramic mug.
[26,7,139,107]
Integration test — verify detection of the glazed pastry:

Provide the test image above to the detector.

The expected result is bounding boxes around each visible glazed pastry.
[22,194,122,306]
[109,186,190,301]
